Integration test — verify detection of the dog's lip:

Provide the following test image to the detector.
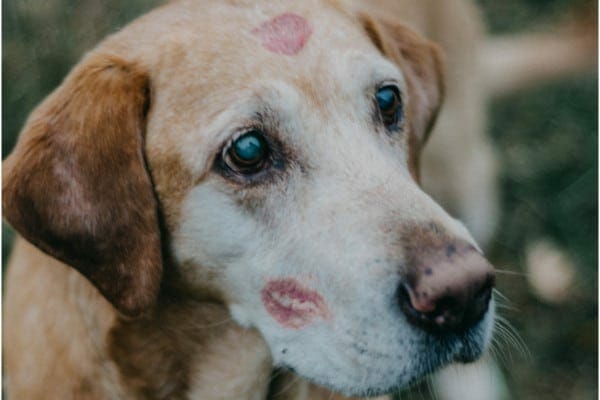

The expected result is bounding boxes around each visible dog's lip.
[261,278,331,329]
[270,300,491,397]
[419,311,491,369]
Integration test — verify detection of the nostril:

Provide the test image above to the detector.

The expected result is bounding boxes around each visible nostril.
[398,285,439,328]
[469,273,495,321]
[398,284,452,332]
[397,284,421,320]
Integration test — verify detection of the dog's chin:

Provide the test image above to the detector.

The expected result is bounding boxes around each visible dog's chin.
[281,306,495,398]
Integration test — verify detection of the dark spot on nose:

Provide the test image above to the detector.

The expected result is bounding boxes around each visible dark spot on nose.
[425,267,433,275]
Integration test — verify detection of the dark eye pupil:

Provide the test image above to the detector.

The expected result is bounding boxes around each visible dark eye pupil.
[376,86,402,129]
[229,131,267,170]
[376,88,396,111]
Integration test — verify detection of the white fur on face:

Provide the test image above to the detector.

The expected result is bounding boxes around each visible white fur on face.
[169,6,494,397]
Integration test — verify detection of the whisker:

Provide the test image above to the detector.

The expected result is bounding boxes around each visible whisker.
[487,290,530,370]
[272,373,302,397]
[426,373,439,400]
[488,339,506,366]
[494,268,527,277]
[268,368,285,384]
[491,324,517,365]
[492,288,511,303]
[492,289,520,312]
[493,316,531,361]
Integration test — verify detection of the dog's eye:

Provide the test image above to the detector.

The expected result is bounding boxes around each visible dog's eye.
[376,85,403,129]
[225,130,269,173]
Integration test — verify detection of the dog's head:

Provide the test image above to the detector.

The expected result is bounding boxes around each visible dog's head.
[3,0,495,396]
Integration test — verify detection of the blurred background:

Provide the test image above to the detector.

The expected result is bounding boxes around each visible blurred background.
[2,0,597,399]
[478,1,596,399]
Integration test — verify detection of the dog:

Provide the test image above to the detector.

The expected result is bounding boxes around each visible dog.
[2,0,499,398]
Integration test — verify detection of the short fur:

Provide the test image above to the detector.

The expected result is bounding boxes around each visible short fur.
[3,1,496,399]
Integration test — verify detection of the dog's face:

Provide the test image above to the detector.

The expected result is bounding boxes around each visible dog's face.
[3,0,495,396]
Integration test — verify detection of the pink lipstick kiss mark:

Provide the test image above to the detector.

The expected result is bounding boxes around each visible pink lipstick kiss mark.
[251,13,313,55]
[261,278,331,329]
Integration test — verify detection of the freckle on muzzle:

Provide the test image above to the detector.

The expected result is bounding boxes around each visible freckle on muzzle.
[397,224,495,334]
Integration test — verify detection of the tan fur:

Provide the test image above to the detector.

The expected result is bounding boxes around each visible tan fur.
[4,238,123,399]
[3,1,480,399]
[108,298,272,399]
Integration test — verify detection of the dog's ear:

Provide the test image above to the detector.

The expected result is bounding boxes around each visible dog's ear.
[359,14,445,176]
[2,54,162,317]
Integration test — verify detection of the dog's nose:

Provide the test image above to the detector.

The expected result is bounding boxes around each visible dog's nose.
[399,240,495,333]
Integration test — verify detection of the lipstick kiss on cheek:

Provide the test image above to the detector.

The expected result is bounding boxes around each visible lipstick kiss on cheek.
[261,278,331,329]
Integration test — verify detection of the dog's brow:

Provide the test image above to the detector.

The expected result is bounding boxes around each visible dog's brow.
[251,13,312,56]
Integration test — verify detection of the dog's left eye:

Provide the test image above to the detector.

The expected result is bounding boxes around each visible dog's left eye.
[376,85,403,129]
[224,130,269,173]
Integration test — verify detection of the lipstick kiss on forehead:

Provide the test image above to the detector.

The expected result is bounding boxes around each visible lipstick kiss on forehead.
[251,13,313,55]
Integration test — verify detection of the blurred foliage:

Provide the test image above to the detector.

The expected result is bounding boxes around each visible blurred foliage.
[490,74,597,280]
[2,0,161,159]
[488,74,597,400]
[478,0,595,33]
[2,0,598,399]
[479,1,597,398]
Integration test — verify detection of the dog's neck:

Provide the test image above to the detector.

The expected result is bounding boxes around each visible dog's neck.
[6,238,273,399]
[108,292,274,399]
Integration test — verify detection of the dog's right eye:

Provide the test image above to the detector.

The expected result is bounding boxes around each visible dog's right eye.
[224,130,270,174]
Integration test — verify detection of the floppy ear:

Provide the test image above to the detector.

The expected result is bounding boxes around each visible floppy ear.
[2,53,162,317]
[359,14,445,177]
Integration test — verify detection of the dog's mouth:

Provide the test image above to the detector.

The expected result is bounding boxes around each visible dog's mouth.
[361,317,494,396]
[394,304,496,394]
[406,297,495,379]
[272,298,495,397]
